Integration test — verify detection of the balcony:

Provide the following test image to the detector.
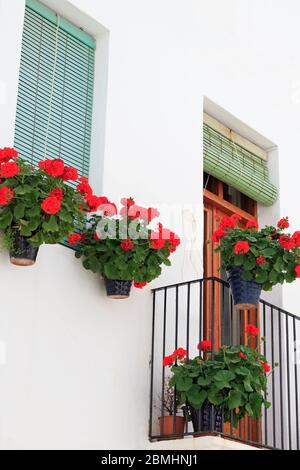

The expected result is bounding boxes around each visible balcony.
[149,277,300,450]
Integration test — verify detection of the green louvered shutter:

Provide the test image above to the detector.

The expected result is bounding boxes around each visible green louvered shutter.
[203,123,277,206]
[14,0,95,181]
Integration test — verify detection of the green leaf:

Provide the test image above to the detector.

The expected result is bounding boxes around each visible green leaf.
[14,203,25,219]
[176,376,193,392]
[245,403,254,416]
[197,377,211,386]
[187,387,207,408]
[243,379,253,392]
[207,388,224,406]
[228,390,242,410]
[244,257,256,271]
[26,205,41,217]
[214,370,235,382]
[0,211,13,229]
[234,367,249,376]
[255,269,268,284]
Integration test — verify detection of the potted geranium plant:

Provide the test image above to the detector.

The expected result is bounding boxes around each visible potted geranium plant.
[212,214,300,308]
[156,380,186,437]
[0,147,95,266]
[164,325,273,432]
[70,197,180,298]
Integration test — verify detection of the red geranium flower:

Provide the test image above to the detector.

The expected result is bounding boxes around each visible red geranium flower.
[234,241,250,254]
[240,352,247,359]
[120,239,134,251]
[0,147,18,163]
[212,228,226,243]
[279,235,295,250]
[120,197,135,207]
[246,324,259,336]
[49,188,64,201]
[85,195,109,212]
[256,256,266,265]
[61,166,78,181]
[133,281,147,288]
[295,265,300,278]
[197,340,212,351]
[102,202,118,216]
[260,361,271,373]
[0,186,14,205]
[77,181,93,197]
[38,158,65,177]
[67,233,82,245]
[246,219,259,230]
[173,347,187,358]
[292,231,300,247]
[219,216,236,230]
[277,217,289,230]
[150,238,166,250]
[127,204,148,219]
[41,196,61,214]
[0,161,20,178]
[163,355,175,367]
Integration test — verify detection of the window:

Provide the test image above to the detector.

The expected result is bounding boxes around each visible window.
[14,0,96,181]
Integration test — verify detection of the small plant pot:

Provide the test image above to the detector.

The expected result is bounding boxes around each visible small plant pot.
[190,403,223,435]
[159,415,185,437]
[104,279,132,299]
[227,267,262,309]
[9,233,39,267]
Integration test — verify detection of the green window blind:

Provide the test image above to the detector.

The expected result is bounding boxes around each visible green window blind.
[203,123,277,206]
[14,0,96,180]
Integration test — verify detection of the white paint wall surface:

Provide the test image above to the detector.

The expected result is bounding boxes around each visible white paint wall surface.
[0,0,300,449]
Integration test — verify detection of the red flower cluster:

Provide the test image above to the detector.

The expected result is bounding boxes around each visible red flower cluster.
[277,217,289,230]
[0,186,14,205]
[133,281,147,289]
[260,361,271,373]
[0,147,18,163]
[279,235,295,250]
[211,228,225,243]
[163,355,175,367]
[256,256,266,265]
[234,241,250,255]
[120,239,134,251]
[197,340,212,351]
[39,158,65,177]
[295,265,300,278]
[41,196,61,215]
[292,231,300,247]
[239,352,247,359]
[0,161,20,178]
[150,224,180,252]
[246,219,259,230]
[163,347,188,366]
[50,188,64,201]
[211,214,241,244]
[68,233,83,245]
[77,176,93,197]
[121,197,135,207]
[246,324,259,336]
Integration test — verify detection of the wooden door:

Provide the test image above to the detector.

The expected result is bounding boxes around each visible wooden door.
[203,176,260,443]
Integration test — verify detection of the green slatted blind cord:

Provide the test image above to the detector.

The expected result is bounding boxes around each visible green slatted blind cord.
[14,0,95,185]
[203,123,278,206]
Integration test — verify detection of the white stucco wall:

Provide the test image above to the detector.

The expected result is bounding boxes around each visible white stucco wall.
[0,0,300,450]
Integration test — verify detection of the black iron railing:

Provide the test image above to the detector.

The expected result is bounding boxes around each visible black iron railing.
[149,277,300,450]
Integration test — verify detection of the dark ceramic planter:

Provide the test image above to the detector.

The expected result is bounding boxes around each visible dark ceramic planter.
[190,402,223,434]
[105,279,132,299]
[227,267,262,309]
[9,233,39,267]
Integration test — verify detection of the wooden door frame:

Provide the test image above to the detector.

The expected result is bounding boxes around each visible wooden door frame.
[203,186,261,443]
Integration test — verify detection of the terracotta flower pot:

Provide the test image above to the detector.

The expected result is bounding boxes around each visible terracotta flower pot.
[159,415,185,436]
[227,267,262,309]
[9,233,39,267]
[104,279,132,299]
